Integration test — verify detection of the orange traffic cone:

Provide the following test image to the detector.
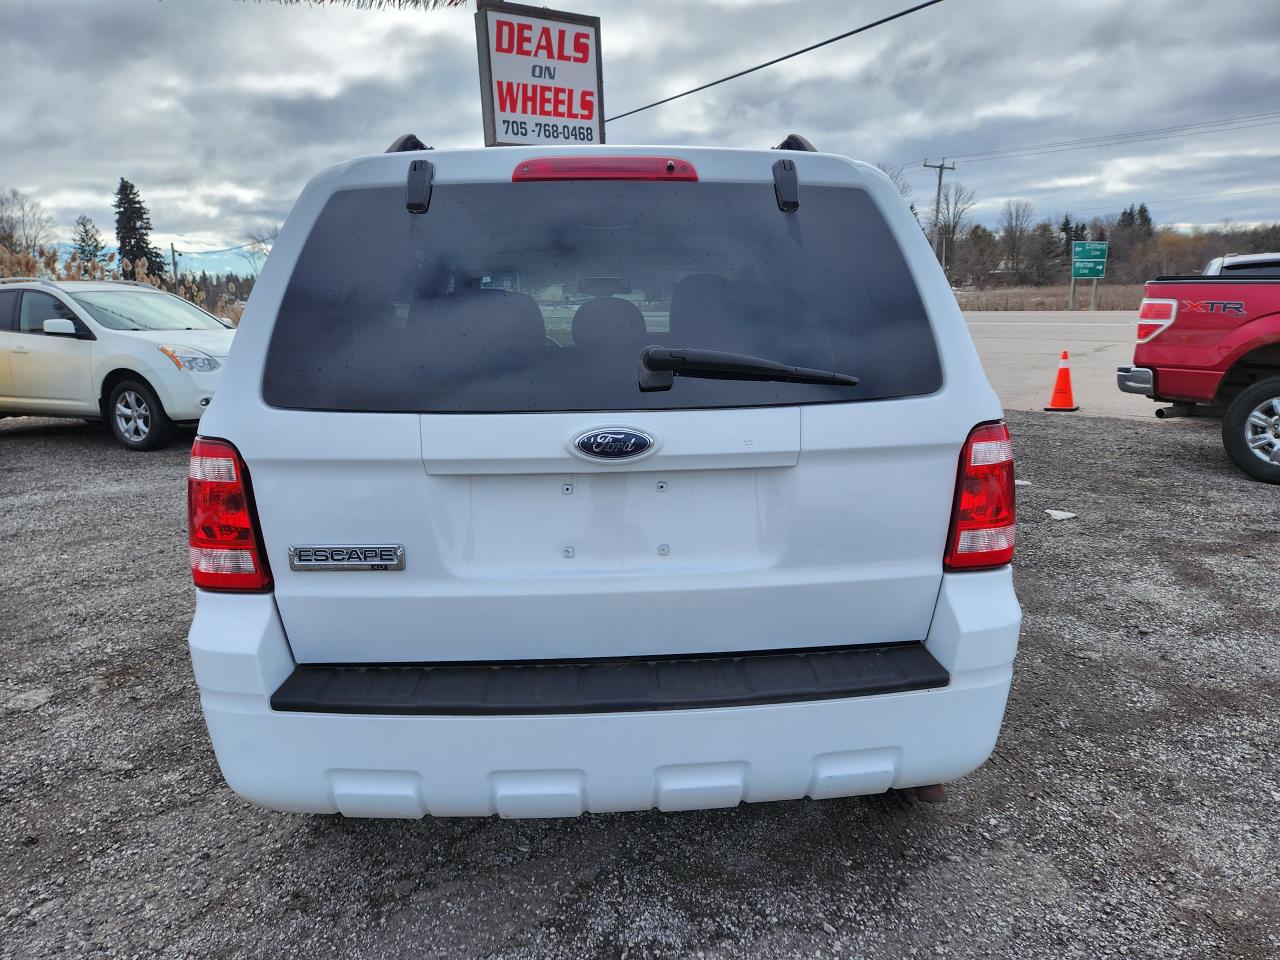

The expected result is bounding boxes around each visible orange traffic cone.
[1044,350,1079,412]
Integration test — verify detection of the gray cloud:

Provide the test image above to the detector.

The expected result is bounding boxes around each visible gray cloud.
[2,0,1277,270]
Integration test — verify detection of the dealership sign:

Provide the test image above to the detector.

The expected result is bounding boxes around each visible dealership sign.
[475,0,604,147]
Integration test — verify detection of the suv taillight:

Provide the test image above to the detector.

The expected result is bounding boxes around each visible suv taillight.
[188,436,272,591]
[944,422,1016,571]
[1136,298,1177,342]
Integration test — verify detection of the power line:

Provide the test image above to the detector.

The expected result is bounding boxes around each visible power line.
[174,239,260,256]
[946,111,1280,161]
[1042,184,1280,220]
[907,111,1280,167]
[958,120,1280,165]
[604,0,946,124]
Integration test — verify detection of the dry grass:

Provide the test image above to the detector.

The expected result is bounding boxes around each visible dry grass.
[2,246,242,324]
[954,284,1145,312]
[0,245,119,283]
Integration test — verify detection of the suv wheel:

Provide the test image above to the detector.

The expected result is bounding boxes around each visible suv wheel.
[108,379,174,451]
[1222,376,1280,484]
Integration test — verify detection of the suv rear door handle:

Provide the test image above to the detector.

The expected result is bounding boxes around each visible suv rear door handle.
[11,345,28,354]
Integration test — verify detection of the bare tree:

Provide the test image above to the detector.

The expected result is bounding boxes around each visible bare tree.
[0,188,54,256]
[242,224,280,274]
[0,191,16,253]
[998,199,1034,278]
[15,192,54,255]
[874,162,921,225]
[874,162,912,200]
[936,183,977,271]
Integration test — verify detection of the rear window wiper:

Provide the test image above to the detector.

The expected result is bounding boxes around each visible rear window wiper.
[638,345,859,392]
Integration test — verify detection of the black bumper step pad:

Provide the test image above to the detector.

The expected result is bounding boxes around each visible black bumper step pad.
[270,642,949,716]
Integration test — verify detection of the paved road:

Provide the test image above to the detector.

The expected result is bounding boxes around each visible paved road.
[965,311,1158,420]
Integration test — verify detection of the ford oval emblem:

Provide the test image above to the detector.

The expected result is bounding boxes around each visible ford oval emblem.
[573,428,654,461]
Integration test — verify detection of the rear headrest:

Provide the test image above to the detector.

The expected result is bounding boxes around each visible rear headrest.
[415,288,545,371]
[668,273,739,347]
[571,297,647,353]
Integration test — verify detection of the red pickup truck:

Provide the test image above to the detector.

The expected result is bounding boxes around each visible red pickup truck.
[1117,266,1280,484]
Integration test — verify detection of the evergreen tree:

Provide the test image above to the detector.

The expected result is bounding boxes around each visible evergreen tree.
[1117,205,1136,230]
[70,214,106,269]
[112,178,167,280]
[952,223,1001,286]
[1026,221,1061,284]
[1059,214,1075,257]
[1136,203,1154,238]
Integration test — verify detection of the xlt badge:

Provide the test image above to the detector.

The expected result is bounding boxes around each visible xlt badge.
[288,545,405,571]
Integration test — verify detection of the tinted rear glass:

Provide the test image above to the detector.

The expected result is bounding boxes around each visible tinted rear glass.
[0,290,18,331]
[264,181,941,412]
[1222,262,1280,276]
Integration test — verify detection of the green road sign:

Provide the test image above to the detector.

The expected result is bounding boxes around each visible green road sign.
[1072,240,1109,261]
[1071,240,1108,279]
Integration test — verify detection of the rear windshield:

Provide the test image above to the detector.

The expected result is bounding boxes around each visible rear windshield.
[263,180,941,412]
[1222,262,1280,277]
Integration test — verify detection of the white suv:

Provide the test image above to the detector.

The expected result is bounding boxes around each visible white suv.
[186,141,1021,818]
[0,279,234,449]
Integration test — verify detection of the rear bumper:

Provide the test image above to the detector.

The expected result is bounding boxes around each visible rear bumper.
[1116,365,1155,396]
[188,569,1020,818]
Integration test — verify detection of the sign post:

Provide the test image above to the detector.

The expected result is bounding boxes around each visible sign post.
[1070,240,1108,311]
[475,0,604,147]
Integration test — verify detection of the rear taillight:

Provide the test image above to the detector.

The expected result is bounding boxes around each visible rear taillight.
[188,436,272,591]
[944,422,1016,571]
[1136,298,1177,342]
[512,156,698,182]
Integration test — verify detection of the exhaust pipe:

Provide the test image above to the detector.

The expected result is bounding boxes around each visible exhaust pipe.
[1155,404,1196,419]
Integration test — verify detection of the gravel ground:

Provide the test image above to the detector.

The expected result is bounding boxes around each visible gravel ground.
[1,411,1277,960]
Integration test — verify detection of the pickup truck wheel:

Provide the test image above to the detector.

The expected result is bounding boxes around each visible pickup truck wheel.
[108,380,174,452]
[1222,376,1280,484]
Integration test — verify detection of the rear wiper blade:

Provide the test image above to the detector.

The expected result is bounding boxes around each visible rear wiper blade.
[638,345,858,392]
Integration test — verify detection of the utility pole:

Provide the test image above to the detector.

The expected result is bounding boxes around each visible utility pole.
[170,243,179,294]
[923,158,955,264]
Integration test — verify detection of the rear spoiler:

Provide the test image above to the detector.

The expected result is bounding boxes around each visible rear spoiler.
[773,133,817,152]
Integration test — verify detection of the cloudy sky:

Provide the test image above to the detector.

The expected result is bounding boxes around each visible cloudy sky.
[2,0,1277,273]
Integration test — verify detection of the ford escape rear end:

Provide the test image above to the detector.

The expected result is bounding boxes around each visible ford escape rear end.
[186,142,1021,818]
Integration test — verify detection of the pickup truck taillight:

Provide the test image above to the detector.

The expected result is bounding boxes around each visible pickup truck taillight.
[188,437,272,592]
[1136,298,1178,342]
[944,422,1016,571]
